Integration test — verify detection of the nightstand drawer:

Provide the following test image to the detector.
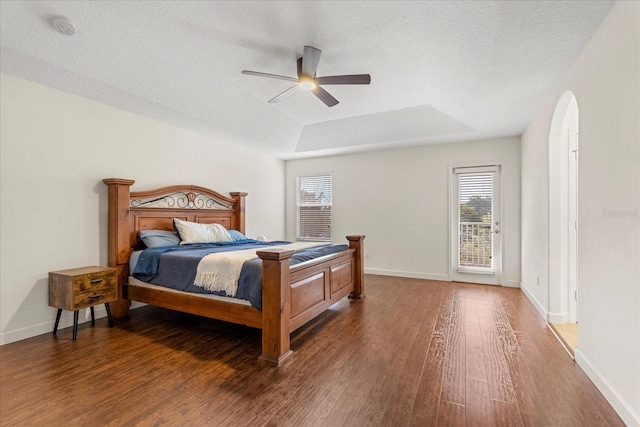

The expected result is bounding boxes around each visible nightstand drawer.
[72,271,116,293]
[73,284,117,309]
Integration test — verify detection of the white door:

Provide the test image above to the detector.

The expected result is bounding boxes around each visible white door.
[450,166,502,285]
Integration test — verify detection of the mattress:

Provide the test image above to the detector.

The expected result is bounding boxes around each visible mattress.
[128,242,349,310]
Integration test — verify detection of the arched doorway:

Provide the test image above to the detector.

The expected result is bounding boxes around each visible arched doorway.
[548,91,579,354]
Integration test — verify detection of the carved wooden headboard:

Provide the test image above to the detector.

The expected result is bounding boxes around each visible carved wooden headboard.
[102,178,247,316]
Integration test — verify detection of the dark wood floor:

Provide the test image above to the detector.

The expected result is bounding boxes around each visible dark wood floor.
[0,275,624,426]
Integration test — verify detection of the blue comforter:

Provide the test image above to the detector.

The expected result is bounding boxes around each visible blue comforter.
[132,239,348,310]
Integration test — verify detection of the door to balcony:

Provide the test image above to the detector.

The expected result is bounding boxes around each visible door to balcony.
[450,166,502,285]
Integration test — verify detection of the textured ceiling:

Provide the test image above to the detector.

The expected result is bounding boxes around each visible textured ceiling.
[0,1,615,159]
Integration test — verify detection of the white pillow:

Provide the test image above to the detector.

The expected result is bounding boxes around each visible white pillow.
[208,223,233,242]
[173,218,232,244]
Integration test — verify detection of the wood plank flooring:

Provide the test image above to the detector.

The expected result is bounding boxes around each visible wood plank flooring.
[0,275,624,426]
[549,322,578,357]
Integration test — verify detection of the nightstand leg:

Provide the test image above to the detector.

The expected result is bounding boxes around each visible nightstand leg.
[72,310,79,340]
[53,309,62,335]
[90,306,95,326]
[104,303,114,327]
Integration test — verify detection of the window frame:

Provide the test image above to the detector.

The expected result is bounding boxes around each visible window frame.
[295,174,333,242]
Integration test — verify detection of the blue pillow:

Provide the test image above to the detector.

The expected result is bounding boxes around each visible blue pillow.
[228,230,249,241]
[139,230,181,248]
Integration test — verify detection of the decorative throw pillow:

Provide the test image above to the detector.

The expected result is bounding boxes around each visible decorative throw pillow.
[173,218,232,244]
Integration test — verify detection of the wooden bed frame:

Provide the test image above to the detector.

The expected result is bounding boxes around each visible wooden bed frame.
[103,178,365,365]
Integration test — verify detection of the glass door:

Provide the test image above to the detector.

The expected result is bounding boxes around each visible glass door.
[451,166,502,285]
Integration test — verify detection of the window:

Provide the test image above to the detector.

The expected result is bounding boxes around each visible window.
[455,167,497,271]
[296,174,332,241]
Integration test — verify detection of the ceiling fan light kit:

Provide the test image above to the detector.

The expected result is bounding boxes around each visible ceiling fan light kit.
[298,75,316,90]
[242,45,371,107]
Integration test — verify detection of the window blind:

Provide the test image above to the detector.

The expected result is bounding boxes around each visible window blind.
[296,174,332,242]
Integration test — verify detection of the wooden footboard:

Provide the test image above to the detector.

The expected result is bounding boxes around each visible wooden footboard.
[258,235,364,365]
[103,178,364,366]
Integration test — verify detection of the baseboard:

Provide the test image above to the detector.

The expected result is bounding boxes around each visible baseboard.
[364,271,522,289]
[546,311,568,324]
[364,268,449,282]
[0,306,110,346]
[575,349,640,427]
[502,280,521,288]
[519,282,548,320]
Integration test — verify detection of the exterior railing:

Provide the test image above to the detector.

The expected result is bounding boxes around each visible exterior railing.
[459,222,493,268]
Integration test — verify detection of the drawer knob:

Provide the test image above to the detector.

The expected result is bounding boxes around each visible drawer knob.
[90,279,103,284]
[88,294,103,300]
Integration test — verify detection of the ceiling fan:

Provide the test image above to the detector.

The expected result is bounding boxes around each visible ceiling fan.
[242,46,371,107]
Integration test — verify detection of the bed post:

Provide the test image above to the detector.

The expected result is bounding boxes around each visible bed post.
[103,178,135,318]
[347,235,366,299]
[257,248,295,366]
[229,192,247,234]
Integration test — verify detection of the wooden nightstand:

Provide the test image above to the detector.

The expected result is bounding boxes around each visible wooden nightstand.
[49,266,117,340]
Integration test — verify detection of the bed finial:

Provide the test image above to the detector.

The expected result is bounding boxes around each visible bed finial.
[230,192,247,234]
[103,178,135,318]
[347,235,366,299]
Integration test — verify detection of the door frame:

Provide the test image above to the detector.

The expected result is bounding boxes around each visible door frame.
[548,91,579,324]
[449,163,503,285]
[567,129,579,323]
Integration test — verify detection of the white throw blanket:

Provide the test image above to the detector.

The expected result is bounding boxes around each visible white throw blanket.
[193,242,327,296]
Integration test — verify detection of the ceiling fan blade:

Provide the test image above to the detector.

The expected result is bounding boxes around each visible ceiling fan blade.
[316,74,371,85]
[241,70,297,83]
[302,46,321,77]
[268,85,300,103]
[297,57,303,79]
[312,86,339,107]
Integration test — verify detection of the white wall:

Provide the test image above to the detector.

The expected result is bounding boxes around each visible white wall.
[286,137,521,286]
[520,2,640,425]
[0,73,285,345]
